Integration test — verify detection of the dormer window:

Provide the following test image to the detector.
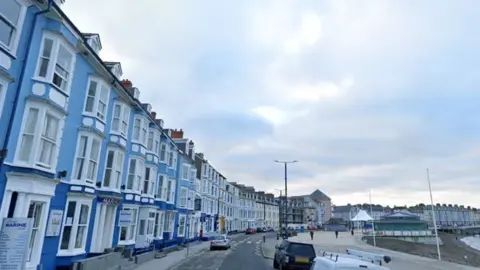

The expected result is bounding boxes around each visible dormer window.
[83,33,102,55]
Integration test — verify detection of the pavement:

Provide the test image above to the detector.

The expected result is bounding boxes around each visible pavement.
[260,231,478,270]
[135,233,274,270]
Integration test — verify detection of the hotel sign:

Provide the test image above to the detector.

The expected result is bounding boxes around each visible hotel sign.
[0,218,33,270]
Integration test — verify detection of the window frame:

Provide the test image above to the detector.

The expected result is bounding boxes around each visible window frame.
[118,206,139,245]
[0,0,27,55]
[156,174,167,201]
[126,157,144,193]
[153,210,165,239]
[167,179,176,204]
[82,76,111,122]
[179,187,188,208]
[132,116,149,145]
[177,214,186,237]
[71,132,103,186]
[14,101,65,173]
[34,32,77,95]
[143,166,157,196]
[182,164,189,180]
[110,101,130,137]
[101,147,124,191]
[159,143,167,162]
[0,76,8,120]
[57,196,92,257]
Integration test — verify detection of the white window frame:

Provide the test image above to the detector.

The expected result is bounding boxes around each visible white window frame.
[189,190,195,210]
[190,169,196,183]
[118,206,139,246]
[0,0,27,55]
[143,166,157,196]
[146,130,154,152]
[82,76,110,122]
[126,157,144,193]
[57,196,92,257]
[14,101,65,173]
[182,164,189,180]
[177,214,186,237]
[110,101,130,137]
[166,179,176,204]
[34,32,77,94]
[101,147,124,191]
[167,151,173,168]
[159,143,167,162]
[71,132,103,186]
[154,211,165,239]
[132,116,149,145]
[0,76,9,120]
[156,174,166,201]
[179,187,188,208]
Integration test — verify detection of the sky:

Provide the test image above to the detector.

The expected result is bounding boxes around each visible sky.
[62,0,480,207]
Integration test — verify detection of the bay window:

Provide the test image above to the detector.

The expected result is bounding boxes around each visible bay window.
[179,187,188,208]
[119,207,138,243]
[102,148,124,190]
[72,133,102,185]
[111,102,130,137]
[0,0,26,53]
[83,77,110,121]
[15,102,64,172]
[127,158,144,192]
[160,144,167,162]
[0,76,8,120]
[35,33,76,93]
[177,215,186,237]
[154,133,160,154]
[182,165,189,180]
[58,197,92,255]
[147,131,154,151]
[132,116,149,145]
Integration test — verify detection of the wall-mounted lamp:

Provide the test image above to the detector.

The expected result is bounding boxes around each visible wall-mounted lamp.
[57,170,67,179]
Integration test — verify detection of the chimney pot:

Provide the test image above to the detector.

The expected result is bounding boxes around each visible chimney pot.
[151,111,157,119]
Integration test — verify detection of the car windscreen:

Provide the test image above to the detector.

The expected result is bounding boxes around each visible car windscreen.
[287,243,316,257]
[214,236,225,240]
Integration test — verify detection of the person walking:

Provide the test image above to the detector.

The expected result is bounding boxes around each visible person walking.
[310,230,314,240]
[351,229,354,236]
[335,231,339,239]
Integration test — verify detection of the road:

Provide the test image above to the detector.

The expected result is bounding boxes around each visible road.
[171,233,275,270]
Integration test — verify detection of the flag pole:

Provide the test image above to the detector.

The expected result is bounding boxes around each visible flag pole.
[369,190,376,247]
[427,168,442,261]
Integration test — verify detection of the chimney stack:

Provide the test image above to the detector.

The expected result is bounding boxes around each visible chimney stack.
[120,79,132,89]
[150,111,157,119]
[171,129,184,139]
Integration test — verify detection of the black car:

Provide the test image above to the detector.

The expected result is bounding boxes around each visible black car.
[273,240,316,269]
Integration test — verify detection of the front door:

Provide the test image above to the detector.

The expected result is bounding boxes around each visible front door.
[91,203,117,253]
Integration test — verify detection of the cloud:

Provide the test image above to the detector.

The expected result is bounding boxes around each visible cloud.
[63,0,480,207]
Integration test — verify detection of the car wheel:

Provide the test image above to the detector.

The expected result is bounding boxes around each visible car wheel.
[273,259,279,269]
[210,247,214,251]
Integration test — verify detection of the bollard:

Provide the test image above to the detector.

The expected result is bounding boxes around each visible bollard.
[263,235,266,243]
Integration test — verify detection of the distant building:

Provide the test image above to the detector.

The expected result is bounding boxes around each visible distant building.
[324,217,347,231]
[275,189,331,226]
[374,211,428,232]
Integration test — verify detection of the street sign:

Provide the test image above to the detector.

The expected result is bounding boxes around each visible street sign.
[0,218,33,270]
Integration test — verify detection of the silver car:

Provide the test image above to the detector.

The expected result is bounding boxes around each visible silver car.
[210,235,231,250]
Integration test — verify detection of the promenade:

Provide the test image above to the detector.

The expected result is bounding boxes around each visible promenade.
[261,231,477,270]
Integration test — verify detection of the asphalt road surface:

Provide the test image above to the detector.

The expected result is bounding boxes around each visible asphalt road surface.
[172,232,276,270]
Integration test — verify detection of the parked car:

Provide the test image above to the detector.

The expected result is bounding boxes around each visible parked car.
[210,235,231,250]
[311,249,391,270]
[246,228,256,234]
[273,240,316,269]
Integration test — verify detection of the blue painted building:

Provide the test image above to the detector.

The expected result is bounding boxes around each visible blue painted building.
[0,1,190,269]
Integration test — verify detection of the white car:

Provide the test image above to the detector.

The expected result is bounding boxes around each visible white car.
[310,249,391,270]
[210,235,231,250]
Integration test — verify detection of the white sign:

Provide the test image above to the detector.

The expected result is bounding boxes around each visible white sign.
[0,218,33,270]
[118,210,132,227]
[46,210,64,237]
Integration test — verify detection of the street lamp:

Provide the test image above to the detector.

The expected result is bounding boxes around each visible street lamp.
[274,160,298,238]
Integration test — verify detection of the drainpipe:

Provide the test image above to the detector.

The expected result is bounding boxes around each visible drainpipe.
[0,4,52,165]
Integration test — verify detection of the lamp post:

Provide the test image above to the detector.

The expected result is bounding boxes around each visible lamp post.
[427,169,442,261]
[274,160,298,238]
[275,189,283,231]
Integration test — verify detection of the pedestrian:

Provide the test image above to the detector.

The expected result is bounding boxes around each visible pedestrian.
[351,229,354,236]
[310,230,314,240]
[335,231,338,239]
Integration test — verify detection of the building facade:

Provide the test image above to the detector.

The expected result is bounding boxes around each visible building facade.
[276,189,331,227]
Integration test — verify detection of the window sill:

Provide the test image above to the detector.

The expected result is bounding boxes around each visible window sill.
[124,190,141,195]
[8,161,56,175]
[98,186,121,193]
[82,112,106,125]
[57,249,86,257]
[110,131,128,139]
[0,44,16,59]
[118,240,135,246]
[69,179,97,188]
[31,77,70,97]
